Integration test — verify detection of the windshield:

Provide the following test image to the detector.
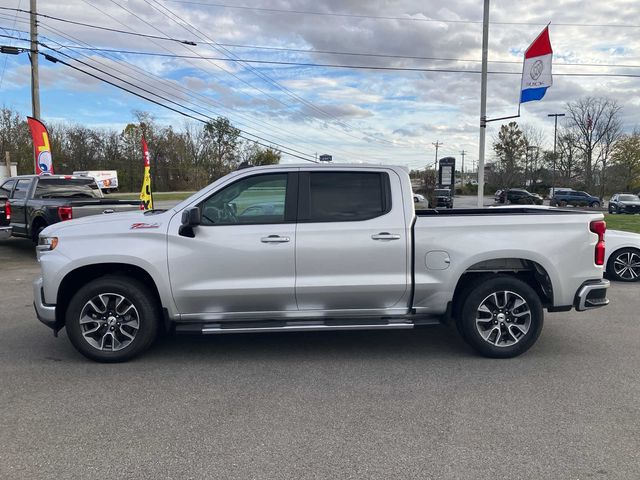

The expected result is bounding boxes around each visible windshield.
[435,189,450,196]
[35,178,102,199]
[619,194,640,201]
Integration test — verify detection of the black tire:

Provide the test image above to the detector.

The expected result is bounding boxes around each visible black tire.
[606,248,640,282]
[31,222,47,246]
[456,275,544,358]
[590,201,600,208]
[65,275,160,362]
[559,200,568,207]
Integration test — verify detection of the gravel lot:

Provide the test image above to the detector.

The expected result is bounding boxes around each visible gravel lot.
[0,236,638,480]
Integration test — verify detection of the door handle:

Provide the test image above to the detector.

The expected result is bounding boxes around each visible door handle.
[261,235,290,243]
[371,232,401,240]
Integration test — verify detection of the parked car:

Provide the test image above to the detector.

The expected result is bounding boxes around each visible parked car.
[0,175,141,244]
[498,189,543,205]
[413,193,429,207]
[548,187,574,198]
[434,188,453,208]
[550,190,601,208]
[34,164,609,362]
[605,230,640,281]
[608,193,640,214]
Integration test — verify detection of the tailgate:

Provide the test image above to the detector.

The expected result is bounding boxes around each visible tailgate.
[70,201,140,219]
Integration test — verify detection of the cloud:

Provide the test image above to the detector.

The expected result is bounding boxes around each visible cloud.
[1,0,637,169]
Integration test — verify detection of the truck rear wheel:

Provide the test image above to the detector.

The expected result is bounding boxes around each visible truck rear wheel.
[457,276,543,358]
[65,275,160,362]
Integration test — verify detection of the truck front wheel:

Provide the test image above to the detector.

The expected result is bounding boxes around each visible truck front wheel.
[457,276,543,358]
[65,275,160,362]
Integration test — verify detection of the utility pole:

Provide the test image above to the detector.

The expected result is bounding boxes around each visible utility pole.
[460,150,466,184]
[432,140,442,170]
[477,0,490,207]
[30,0,40,120]
[548,113,565,195]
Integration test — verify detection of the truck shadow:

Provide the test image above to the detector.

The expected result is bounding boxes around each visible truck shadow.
[148,325,472,362]
[0,238,37,262]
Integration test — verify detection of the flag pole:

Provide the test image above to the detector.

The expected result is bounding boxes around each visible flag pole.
[477,0,490,208]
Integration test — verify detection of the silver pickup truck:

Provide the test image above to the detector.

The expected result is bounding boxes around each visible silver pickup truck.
[33,164,609,362]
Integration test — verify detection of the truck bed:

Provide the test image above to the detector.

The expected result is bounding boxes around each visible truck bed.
[415,207,594,216]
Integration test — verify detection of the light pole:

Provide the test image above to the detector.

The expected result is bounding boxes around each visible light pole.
[525,145,537,188]
[432,140,442,170]
[548,113,565,195]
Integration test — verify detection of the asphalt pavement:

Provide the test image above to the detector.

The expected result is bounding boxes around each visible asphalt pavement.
[0,236,639,480]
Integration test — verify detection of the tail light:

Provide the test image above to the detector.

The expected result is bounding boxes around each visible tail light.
[58,206,73,221]
[4,200,10,221]
[590,220,606,266]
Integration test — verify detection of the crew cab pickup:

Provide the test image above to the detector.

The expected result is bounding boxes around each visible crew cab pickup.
[0,175,141,243]
[33,165,610,362]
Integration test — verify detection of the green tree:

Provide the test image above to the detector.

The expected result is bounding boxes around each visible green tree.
[492,121,527,188]
[611,132,640,192]
[203,117,241,182]
[250,146,281,166]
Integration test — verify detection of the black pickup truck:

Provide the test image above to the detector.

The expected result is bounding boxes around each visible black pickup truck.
[0,175,141,243]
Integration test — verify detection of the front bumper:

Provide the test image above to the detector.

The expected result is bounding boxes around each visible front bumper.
[33,277,57,330]
[0,226,11,240]
[575,279,610,311]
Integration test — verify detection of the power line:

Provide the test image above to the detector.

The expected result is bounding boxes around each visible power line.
[0,6,197,44]
[91,0,404,156]
[144,0,398,148]
[45,48,318,161]
[0,0,21,89]
[34,26,330,160]
[4,31,640,79]
[77,0,353,157]
[163,1,640,29]
[32,40,640,70]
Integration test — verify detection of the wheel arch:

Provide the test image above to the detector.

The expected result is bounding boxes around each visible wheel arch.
[451,258,554,317]
[55,263,164,329]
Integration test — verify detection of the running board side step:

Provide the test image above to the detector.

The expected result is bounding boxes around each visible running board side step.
[174,319,443,335]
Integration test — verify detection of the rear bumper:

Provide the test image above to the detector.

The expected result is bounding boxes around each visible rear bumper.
[574,279,610,311]
[0,226,11,240]
[33,277,57,329]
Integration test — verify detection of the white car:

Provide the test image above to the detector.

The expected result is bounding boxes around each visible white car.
[605,230,640,281]
[413,193,429,207]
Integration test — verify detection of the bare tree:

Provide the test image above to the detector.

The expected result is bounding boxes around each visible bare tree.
[556,128,580,185]
[521,124,546,188]
[565,97,622,190]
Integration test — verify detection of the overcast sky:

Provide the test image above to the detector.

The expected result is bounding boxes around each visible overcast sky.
[0,0,639,170]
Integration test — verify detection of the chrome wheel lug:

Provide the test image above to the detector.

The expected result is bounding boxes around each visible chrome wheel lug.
[493,320,498,325]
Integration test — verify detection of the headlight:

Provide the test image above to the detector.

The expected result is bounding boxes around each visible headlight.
[37,236,58,251]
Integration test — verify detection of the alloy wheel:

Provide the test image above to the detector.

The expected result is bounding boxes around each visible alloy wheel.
[79,293,140,351]
[613,251,640,281]
[475,290,532,347]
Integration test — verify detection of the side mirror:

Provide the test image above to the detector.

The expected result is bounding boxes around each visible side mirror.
[179,207,200,238]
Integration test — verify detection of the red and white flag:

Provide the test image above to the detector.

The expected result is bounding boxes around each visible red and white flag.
[27,117,54,175]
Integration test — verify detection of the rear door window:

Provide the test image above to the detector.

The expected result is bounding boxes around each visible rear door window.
[0,179,15,197]
[12,179,32,199]
[300,171,390,222]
